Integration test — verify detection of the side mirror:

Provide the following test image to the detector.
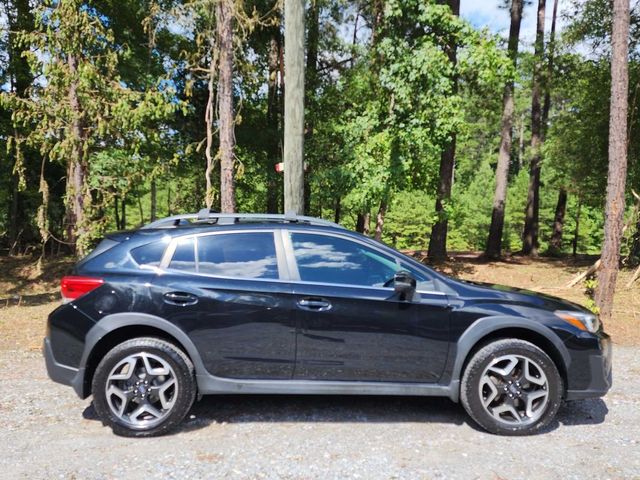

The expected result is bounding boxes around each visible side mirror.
[394,271,416,299]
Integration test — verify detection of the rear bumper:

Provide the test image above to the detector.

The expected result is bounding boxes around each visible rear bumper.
[565,333,612,401]
[43,337,86,398]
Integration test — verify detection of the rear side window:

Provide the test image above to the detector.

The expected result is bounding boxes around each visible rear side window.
[169,237,196,271]
[130,241,167,267]
[197,232,279,279]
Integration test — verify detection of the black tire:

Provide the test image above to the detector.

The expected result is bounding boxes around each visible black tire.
[460,339,563,436]
[92,337,196,437]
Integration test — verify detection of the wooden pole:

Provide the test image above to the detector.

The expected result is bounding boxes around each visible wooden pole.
[283,0,305,214]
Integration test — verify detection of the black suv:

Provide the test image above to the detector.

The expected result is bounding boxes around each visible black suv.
[44,211,612,437]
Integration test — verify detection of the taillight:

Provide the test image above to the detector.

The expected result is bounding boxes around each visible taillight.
[60,276,104,303]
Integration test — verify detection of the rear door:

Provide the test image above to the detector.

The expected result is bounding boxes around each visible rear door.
[154,230,297,379]
[285,231,450,383]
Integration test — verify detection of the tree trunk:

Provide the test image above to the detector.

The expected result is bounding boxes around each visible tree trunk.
[121,197,127,229]
[303,0,319,216]
[517,114,525,169]
[166,184,171,216]
[351,4,360,66]
[522,0,546,256]
[371,0,384,45]
[542,0,559,137]
[595,0,630,321]
[150,179,157,221]
[283,0,305,214]
[9,173,19,253]
[334,197,341,224]
[217,0,236,213]
[137,191,145,225]
[485,0,524,259]
[428,138,455,261]
[114,196,120,230]
[356,212,370,235]
[572,198,581,257]
[428,0,460,263]
[630,217,640,263]
[65,53,89,255]
[266,30,281,214]
[549,188,567,254]
[374,201,387,241]
[204,36,216,210]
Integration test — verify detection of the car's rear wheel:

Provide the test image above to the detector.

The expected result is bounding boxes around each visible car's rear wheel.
[461,339,563,435]
[92,337,196,437]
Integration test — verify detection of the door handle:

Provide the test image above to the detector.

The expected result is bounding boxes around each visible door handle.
[297,297,332,312]
[163,291,198,306]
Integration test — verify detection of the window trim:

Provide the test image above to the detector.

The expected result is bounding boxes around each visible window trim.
[160,229,287,281]
[283,229,446,296]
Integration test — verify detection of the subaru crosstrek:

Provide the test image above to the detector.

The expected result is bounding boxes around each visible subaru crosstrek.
[44,211,612,436]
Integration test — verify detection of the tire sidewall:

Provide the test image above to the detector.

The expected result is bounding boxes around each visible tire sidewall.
[92,338,196,437]
[461,340,563,436]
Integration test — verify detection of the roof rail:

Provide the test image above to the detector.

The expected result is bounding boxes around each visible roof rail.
[141,210,345,230]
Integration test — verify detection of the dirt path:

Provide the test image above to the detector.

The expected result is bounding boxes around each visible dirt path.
[1,346,638,480]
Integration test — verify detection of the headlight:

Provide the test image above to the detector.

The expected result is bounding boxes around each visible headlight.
[555,310,601,333]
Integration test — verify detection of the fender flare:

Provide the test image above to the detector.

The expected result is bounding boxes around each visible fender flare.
[449,316,571,390]
[80,312,208,378]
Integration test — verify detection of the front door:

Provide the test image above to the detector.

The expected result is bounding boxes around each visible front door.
[287,231,450,383]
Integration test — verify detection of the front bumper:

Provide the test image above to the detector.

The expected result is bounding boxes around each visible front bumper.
[43,337,86,398]
[565,333,612,401]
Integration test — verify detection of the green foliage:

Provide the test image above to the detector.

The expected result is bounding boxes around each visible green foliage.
[1,0,178,253]
[583,278,600,314]
[0,0,637,261]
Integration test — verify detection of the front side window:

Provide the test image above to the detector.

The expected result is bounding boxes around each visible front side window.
[196,232,279,279]
[291,233,400,287]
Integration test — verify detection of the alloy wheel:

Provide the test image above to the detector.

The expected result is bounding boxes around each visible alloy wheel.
[478,354,549,426]
[105,352,178,429]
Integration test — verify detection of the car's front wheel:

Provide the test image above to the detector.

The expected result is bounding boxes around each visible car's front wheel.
[460,338,563,435]
[92,337,196,437]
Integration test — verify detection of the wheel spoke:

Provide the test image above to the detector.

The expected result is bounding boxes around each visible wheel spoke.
[152,378,177,410]
[107,385,132,418]
[480,376,500,407]
[492,404,523,423]
[128,405,146,421]
[523,358,547,386]
[141,352,171,378]
[524,390,548,418]
[108,357,138,381]
[487,355,519,378]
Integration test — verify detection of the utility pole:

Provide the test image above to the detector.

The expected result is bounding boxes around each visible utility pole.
[283,0,305,214]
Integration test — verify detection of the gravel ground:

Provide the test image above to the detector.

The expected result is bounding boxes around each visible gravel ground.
[1,346,639,480]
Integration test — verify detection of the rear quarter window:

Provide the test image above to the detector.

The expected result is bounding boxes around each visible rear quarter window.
[130,241,167,267]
